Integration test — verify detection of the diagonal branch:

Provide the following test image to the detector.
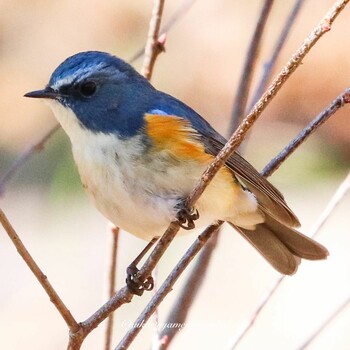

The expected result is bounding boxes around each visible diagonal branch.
[262,87,350,177]
[0,209,79,332]
[115,223,222,350]
[186,0,349,209]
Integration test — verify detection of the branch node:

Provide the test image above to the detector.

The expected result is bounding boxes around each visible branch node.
[321,18,332,31]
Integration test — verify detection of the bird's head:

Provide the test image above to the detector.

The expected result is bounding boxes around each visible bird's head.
[25,51,156,137]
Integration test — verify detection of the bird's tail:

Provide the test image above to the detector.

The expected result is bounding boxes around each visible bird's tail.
[229,215,329,275]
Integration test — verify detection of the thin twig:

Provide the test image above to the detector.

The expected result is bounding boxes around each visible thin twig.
[0,124,60,196]
[297,295,350,350]
[226,169,350,350]
[141,0,166,80]
[115,224,222,350]
[248,0,306,111]
[0,208,79,332]
[67,1,349,347]
[262,88,350,177]
[229,0,275,134]
[104,225,119,350]
[129,0,197,64]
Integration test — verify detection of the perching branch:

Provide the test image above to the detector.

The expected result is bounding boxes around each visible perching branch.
[0,209,79,332]
[115,223,222,350]
[229,0,275,133]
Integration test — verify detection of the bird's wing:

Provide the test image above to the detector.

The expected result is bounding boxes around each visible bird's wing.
[149,93,300,227]
[202,134,300,227]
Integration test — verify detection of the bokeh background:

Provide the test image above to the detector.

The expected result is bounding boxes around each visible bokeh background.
[0,1,349,349]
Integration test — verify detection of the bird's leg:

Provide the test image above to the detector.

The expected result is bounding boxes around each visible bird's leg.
[126,237,158,296]
[175,199,200,230]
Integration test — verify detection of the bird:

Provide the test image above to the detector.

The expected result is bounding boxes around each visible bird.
[25,51,328,290]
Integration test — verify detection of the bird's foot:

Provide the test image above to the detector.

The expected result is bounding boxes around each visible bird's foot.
[176,202,199,230]
[126,263,154,296]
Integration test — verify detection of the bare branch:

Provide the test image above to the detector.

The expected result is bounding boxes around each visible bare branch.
[129,0,197,63]
[186,0,349,209]
[226,169,350,350]
[297,295,350,350]
[229,0,275,134]
[104,225,120,350]
[262,88,350,177]
[0,209,79,332]
[141,0,166,80]
[248,0,306,111]
[115,223,221,350]
[3,1,347,349]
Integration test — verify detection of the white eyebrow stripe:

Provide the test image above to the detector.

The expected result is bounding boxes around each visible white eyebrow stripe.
[51,63,106,90]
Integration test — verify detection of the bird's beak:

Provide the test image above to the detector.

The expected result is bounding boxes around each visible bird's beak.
[24,87,59,100]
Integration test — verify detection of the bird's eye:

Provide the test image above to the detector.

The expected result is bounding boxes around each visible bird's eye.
[79,81,97,97]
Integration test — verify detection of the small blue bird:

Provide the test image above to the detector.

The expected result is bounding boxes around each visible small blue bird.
[25,51,328,281]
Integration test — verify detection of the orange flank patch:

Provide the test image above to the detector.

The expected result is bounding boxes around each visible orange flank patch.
[144,113,235,184]
[144,113,211,162]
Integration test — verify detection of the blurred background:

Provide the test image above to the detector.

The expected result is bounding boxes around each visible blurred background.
[0,0,349,349]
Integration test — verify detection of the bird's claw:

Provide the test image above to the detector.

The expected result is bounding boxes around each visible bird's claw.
[176,206,199,230]
[126,263,154,296]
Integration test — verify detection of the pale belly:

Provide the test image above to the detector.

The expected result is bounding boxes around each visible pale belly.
[72,137,262,241]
